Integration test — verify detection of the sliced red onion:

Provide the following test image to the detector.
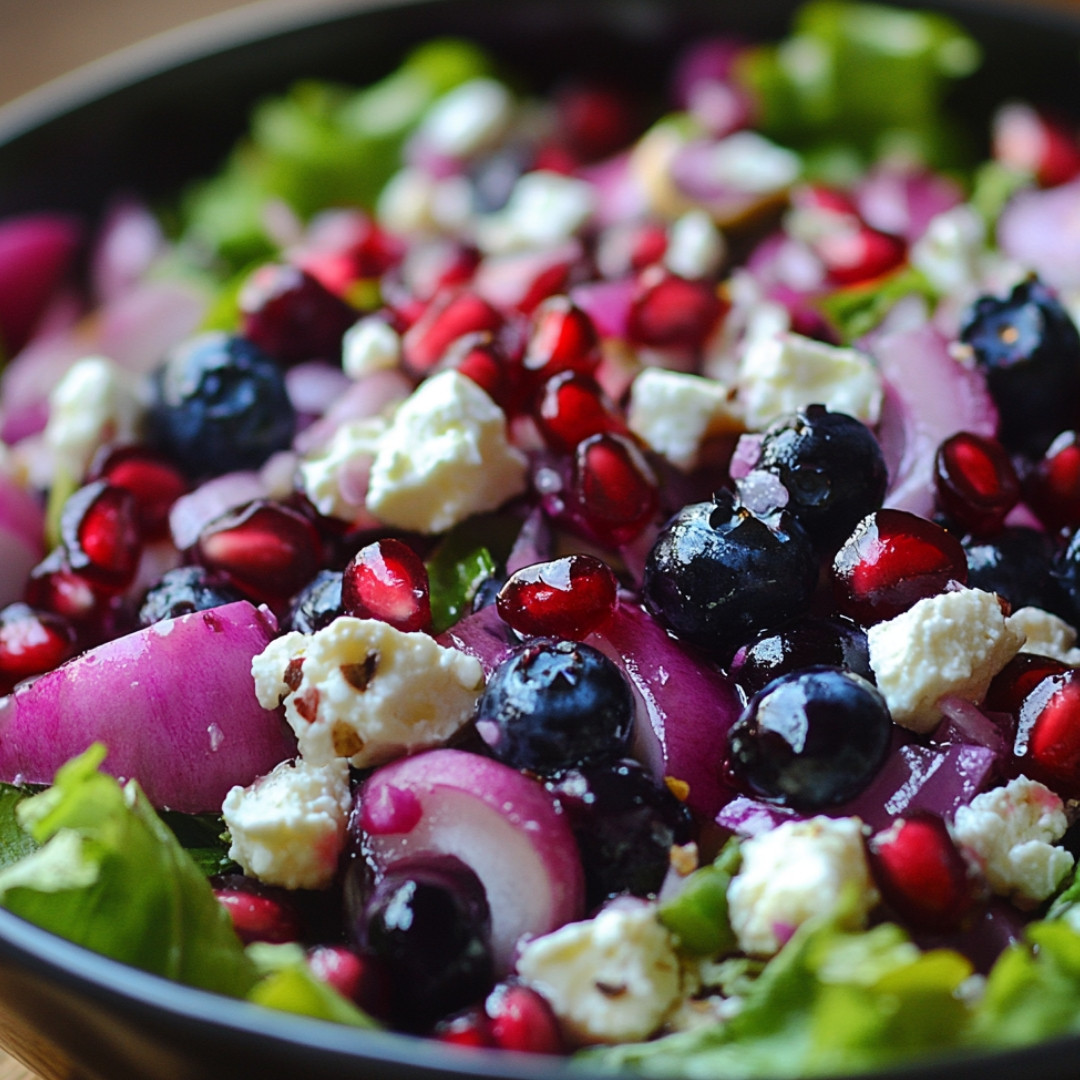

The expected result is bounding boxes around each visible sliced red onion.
[358,748,585,973]
[285,361,352,418]
[505,507,553,575]
[435,602,518,677]
[569,278,635,340]
[91,199,165,304]
[0,601,294,812]
[934,696,1011,759]
[715,796,800,837]
[671,37,745,108]
[293,368,412,455]
[589,597,743,820]
[169,472,269,551]
[577,152,649,229]
[855,164,964,244]
[997,177,1080,291]
[472,241,582,312]
[729,432,764,480]
[0,469,44,605]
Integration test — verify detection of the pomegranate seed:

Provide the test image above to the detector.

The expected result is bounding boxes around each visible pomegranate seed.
[196,499,323,606]
[793,185,861,218]
[815,225,907,287]
[485,982,564,1054]
[441,333,524,415]
[342,537,432,633]
[395,239,480,304]
[1014,668,1080,796]
[25,549,103,624]
[0,602,77,693]
[1024,430,1080,532]
[867,812,984,932]
[497,554,618,640]
[596,221,670,278]
[434,1007,495,1048]
[555,81,639,163]
[239,263,359,365]
[307,944,392,1018]
[295,210,404,295]
[832,509,968,625]
[89,444,188,539]
[523,296,602,383]
[934,431,1020,535]
[985,652,1070,717]
[535,372,629,453]
[474,247,580,316]
[213,883,303,945]
[402,288,503,375]
[570,432,660,548]
[993,102,1080,188]
[59,481,143,590]
[627,268,726,350]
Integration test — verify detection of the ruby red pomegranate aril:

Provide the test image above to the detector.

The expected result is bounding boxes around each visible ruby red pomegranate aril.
[1024,430,1080,532]
[1014,668,1080,797]
[568,432,660,548]
[196,499,323,607]
[555,81,640,163]
[627,268,727,351]
[213,884,304,945]
[867,812,985,932]
[0,602,77,694]
[535,371,629,452]
[59,481,143,591]
[89,444,189,539]
[402,288,503,374]
[934,431,1020,536]
[496,554,618,640]
[306,944,392,1018]
[485,982,564,1054]
[992,102,1080,189]
[24,549,105,625]
[523,295,602,384]
[984,652,1070,717]
[342,537,432,633]
[815,224,907,287]
[832,508,969,625]
[441,333,524,416]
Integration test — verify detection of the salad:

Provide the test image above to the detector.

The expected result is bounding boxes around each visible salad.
[2,1,1080,1075]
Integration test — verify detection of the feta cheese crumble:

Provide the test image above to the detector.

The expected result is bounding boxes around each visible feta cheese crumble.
[366,370,528,534]
[342,317,402,380]
[298,416,388,521]
[222,756,352,890]
[1006,606,1080,666]
[516,899,683,1045]
[727,816,877,957]
[952,776,1075,906]
[867,587,1026,733]
[251,616,484,768]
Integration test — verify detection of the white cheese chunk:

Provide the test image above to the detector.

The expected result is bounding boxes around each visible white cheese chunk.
[1006,606,1080,666]
[298,417,387,521]
[868,588,1025,733]
[416,77,514,159]
[475,170,597,254]
[366,369,527,534]
[342,317,402,380]
[222,757,352,890]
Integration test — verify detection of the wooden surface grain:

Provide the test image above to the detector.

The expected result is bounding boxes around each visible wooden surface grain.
[0,1057,36,1080]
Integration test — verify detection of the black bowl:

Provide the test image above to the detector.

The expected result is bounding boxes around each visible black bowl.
[2,2,1080,1078]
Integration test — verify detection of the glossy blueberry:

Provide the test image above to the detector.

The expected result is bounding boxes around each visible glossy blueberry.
[476,638,634,774]
[730,615,873,698]
[726,665,891,811]
[547,759,693,911]
[356,856,493,1031]
[286,569,343,633]
[959,278,1080,458]
[148,332,296,480]
[137,565,243,627]
[966,527,1068,618]
[642,489,819,657]
[1050,530,1080,629]
[755,405,888,551]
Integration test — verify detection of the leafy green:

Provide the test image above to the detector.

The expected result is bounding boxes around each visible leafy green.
[0,784,37,870]
[658,839,741,958]
[0,746,256,997]
[817,265,937,343]
[158,810,238,877]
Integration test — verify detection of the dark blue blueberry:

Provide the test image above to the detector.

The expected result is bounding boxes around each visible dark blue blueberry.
[959,278,1080,458]
[730,615,872,698]
[477,638,634,774]
[1050,530,1080,629]
[966,527,1068,618]
[547,759,693,911]
[755,405,888,551]
[356,856,493,1031]
[148,332,296,480]
[642,489,819,657]
[725,665,892,811]
[286,569,343,633]
[137,565,243,627]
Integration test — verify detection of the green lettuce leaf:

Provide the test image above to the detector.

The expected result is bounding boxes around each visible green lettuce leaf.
[0,745,256,998]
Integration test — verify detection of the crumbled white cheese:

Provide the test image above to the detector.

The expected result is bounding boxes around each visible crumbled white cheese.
[952,776,1074,906]
[516,899,683,1045]
[909,204,990,296]
[222,756,352,890]
[44,356,144,477]
[366,369,527,534]
[727,816,877,958]
[1006,606,1080,666]
[665,209,726,280]
[475,171,597,254]
[737,332,883,430]
[298,417,388,521]
[342,317,402,380]
[251,616,484,768]
[376,167,440,235]
[867,587,1026,733]
[627,368,741,471]
[416,77,514,159]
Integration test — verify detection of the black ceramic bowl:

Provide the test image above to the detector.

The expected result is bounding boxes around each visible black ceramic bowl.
[2,2,1080,1078]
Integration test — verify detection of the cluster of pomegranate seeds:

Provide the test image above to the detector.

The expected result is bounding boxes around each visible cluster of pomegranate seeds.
[496,554,618,640]
[59,481,143,591]
[435,983,563,1054]
[239,263,360,364]
[196,499,323,607]
[1023,431,1080,531]
[341,538,432,633]
[1014,669,1080,797]
[867,812,984,933]
[402,289,504,375]
[933,431,1020,535]
[88,445,189,539]
[832,509,968,624]
[294,209,405,297]
[0,602,77,694]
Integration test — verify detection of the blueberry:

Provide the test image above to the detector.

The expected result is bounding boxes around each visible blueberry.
[1050,530,1080,628]
[642,490,819,657]
[755,405,888,551]
[959,278,1080,458]
[137,565,243,626]
[730,615,872,698]
[356,856,493,1031]
[726,665,892,811]
[476,638,634,774]
[965,527,1068,618]
[547,759,693,911]
[148,332,296,480]
[286,569,343,633]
